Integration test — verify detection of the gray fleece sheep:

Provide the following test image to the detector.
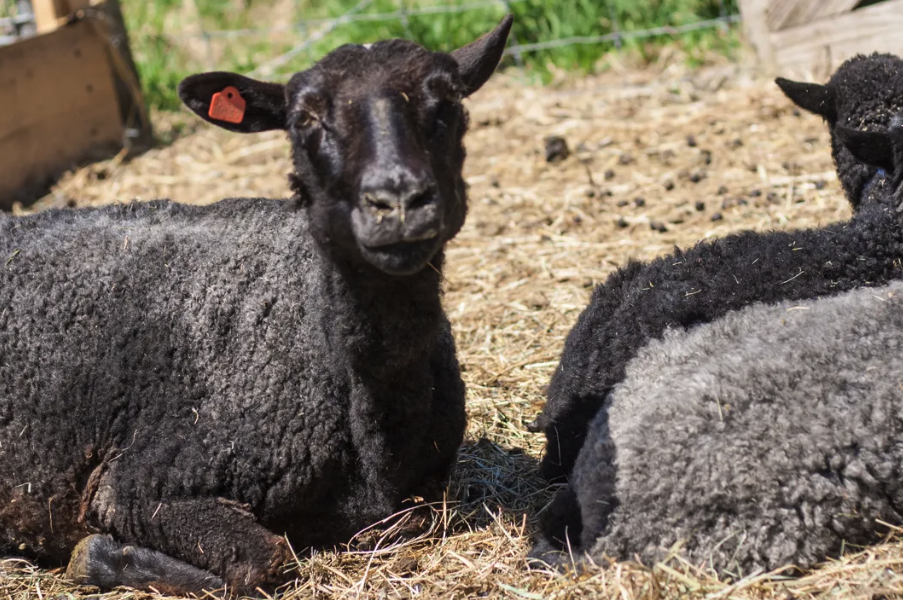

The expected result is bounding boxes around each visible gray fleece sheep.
[533,116,903,575]
[0,16,513,596]
[534,53,903,484]
[535,279,903,577]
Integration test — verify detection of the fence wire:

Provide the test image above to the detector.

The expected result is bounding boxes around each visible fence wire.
[249,0,379,77]
[164,0,532,41]
[244,0,740,77]
[503,14,741,56]
[0,0,741,79]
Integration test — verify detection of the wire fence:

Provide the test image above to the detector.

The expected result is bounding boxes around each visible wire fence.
[237,0,742,78]
[0,0,742,84]
[168,0,533,40]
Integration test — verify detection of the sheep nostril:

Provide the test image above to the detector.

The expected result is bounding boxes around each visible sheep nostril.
[405,184,436,210]
[406,189,433,210]
[363,194,394,212]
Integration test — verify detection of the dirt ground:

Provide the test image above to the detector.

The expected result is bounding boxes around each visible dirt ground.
[3,55,903,599]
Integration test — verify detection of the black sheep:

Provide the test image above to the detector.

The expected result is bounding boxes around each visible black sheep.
[537,279,903,575]
[0,16,512,596]
[533,55,903,483]
[532,119,903,572]
[776,52,903,206]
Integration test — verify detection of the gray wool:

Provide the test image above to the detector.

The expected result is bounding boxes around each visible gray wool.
[572,282,903,576]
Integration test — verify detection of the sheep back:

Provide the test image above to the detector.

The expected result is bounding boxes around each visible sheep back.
[576,281,903,575]
[540,191,903,481]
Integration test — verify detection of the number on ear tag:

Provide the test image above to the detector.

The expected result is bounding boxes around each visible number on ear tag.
[208,86,247,124]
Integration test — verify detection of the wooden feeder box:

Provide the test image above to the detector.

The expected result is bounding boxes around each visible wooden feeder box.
[0,0,150,209]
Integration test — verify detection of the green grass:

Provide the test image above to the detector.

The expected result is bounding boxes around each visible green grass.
[120,0,741,112]
[1,1,21,21]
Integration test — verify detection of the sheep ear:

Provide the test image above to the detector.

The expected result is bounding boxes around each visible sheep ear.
[836,126,895,172]
[178,72,287,133]
[775,77,837,121]
[451,14,513,97]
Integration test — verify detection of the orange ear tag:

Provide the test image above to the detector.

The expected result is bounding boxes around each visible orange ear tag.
[208,86,247,124]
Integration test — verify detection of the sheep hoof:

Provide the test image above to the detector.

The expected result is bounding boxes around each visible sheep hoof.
[66,534,225,595]
[66,534,115,585]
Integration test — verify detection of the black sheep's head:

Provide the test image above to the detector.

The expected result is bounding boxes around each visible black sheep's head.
[775,53,903,209]
[178,15,513,276]
[836,114,903,206]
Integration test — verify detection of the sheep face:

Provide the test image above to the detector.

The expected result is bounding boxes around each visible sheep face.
[836,114,903,199]
[776,53,903,207]
[284,43,468,276]
[178,16,513,276]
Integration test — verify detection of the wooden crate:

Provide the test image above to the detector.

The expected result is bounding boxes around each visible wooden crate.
[0,0,149,209]
[738,0,903,79]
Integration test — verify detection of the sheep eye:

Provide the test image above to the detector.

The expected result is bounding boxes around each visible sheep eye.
[293,92,328,130]
[294,112,319,130]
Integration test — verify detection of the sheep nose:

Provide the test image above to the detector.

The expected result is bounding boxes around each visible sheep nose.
[360,169,436,215]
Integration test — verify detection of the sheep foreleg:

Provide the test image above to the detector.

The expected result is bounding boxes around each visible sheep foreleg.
[66,534,226,595]
[76,495,291,596]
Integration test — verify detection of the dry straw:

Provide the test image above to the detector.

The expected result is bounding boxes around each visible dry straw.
[5,54,898,600]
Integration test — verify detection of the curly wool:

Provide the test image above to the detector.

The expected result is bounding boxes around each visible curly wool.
[0,198,464,565]
[536,55,903,482]
[557,281,903,576]
[537,174,903,482]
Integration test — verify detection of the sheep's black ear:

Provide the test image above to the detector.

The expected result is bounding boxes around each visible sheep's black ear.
[835,126,895,172]
[451,14,513,97]
[178,72,286,133]
[775,77,837,121]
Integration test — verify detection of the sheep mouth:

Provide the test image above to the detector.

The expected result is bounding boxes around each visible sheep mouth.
[359,237,442,275]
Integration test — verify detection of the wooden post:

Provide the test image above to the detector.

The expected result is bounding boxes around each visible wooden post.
[738,0,903,80]
[766,0,860,32]
[32,0,95,34]
[32,0,66,33]
[737,0,777,75]
[770,0,903,79]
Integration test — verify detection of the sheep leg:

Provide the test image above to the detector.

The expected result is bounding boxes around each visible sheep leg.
[66,534,225,596]
[82,494,290,595]
[422,325,467,494]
